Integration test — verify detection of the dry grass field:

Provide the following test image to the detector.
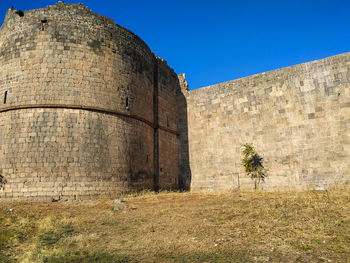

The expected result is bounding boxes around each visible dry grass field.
[0,189,349,263]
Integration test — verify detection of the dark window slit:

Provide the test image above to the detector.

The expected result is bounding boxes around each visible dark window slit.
[4,91,8,104]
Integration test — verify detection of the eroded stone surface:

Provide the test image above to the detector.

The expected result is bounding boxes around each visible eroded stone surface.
[0,2,349,200]
[186,53,350,190]
[0,3,179,201]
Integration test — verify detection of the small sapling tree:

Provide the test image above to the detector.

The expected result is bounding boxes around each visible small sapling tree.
[241,143,266,190]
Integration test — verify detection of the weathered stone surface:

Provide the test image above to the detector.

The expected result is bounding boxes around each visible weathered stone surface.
[186,53,350,191]
[112,199,126,211]
[0,3,179,201]
[0,2,349,200]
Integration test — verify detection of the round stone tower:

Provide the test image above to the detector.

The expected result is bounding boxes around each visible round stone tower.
[0,3,180,201]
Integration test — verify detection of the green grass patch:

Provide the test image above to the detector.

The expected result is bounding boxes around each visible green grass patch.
[299,245,312,251]
[157,251,250,263]
[39,222,75,247]
[40,251,131,263]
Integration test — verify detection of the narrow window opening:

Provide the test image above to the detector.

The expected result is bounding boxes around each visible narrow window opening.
[15,10,24,17]
[166,116,169,127]
[125,97,129,109]
[4,91,8,104]
[41,19,47,31]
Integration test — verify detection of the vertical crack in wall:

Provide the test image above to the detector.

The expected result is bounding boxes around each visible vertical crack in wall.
[153,58,159,191]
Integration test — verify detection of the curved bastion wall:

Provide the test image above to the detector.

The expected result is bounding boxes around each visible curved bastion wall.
[0,3,180,201]
[4,2,347,199]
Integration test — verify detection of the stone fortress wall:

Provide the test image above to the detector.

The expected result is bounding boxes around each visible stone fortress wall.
[0,2,179,201]
[0,2,349,201]
[186,53,350,190]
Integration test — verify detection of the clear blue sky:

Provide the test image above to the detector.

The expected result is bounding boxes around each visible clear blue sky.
[1,0,349,90]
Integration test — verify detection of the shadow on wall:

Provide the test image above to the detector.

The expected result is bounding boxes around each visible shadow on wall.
[177,74,192,191]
